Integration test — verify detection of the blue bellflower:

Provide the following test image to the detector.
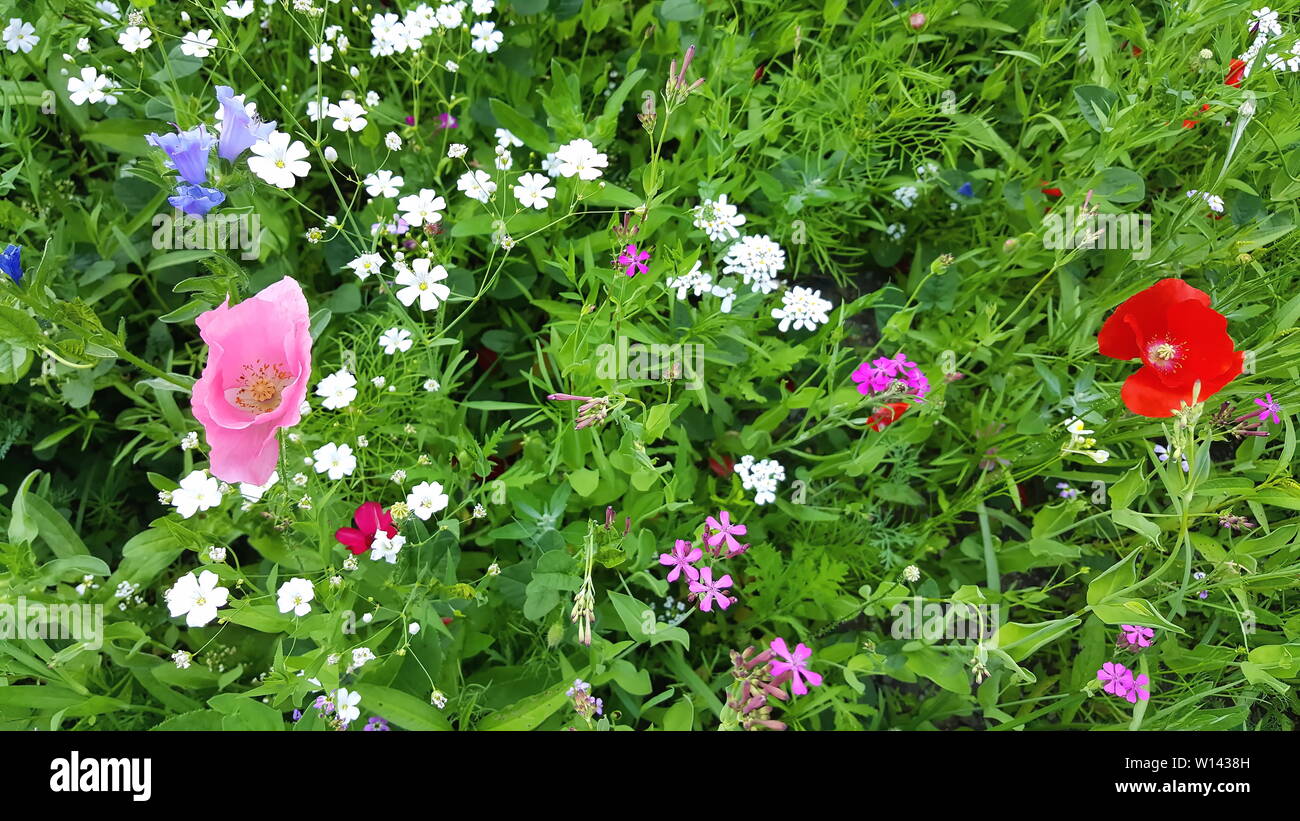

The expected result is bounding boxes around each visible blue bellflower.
[146,124,215,185]
[0,244,21,284]
[215,86,276,162]
[168,183,227,216]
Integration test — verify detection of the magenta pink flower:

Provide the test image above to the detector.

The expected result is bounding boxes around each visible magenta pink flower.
[704,510,747,557]
[1125,672,1151,703]
[190,277,312,485]
[1097,661,1134,698]
[436,112,458,129]
[1119,624,1155,649]
[688,566,734,612]
[617,244,650,277]
[658,538,702,583]
[768,637,823,695]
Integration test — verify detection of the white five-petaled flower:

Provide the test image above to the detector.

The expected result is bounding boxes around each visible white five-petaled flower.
[470,20,504,53]
[165,570,229,627]
[328,98,368,132]
[379,327,414,354]
[180,29,218,59]
[345,253,384,280]
[312,442,357,480]
[448,143,468,159]
[457,170,496,203]
[406,480,449,521]
[370,531,406,563]
[692,194,747,243]
[335,688,362,723]
[276,578,316,616]
[171,470,222,518]
[513,173,557,210]
[495,128,523,149]
[397,188,446,226]
[66,66,113,106]
[247,131,311,189]
[309,43,334,65]
[3,18,39,54]
[117,25,152,53]
[221,0,256,19]
[553,138,608,181]
[364,169,404,199]
[394,258,451,311]
[385,131,402,151]
[316,368,358,410]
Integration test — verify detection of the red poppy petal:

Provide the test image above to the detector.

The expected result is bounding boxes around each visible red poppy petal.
[335,527,371,554]
[1120,354,1242,418]
[1151,301,1238,387]
[354,501,384,535]
[1099,279,1211,360]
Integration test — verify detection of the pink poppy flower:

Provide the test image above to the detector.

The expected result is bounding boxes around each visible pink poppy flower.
[688,566,734,612]
[768,637,824,695]
[190,277,312,485]
[704,510,747,556]
[617,244,650,277]
[658,538,702,583]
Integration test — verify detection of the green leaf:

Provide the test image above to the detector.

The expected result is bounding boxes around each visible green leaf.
[353,684,452,730]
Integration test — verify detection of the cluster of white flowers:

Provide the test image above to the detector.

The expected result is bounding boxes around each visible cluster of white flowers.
[771,286,834,333]
[692,194,747,243]
[1235,7,1300,76]
[66,66,120,107]
[735,455,786,505]
[369,2,502,57]
[665,260,738,313]
[722,234,786,294]
[893,185,920,209]
[885,222,906,241]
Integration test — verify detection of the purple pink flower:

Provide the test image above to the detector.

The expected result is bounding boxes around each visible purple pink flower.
[768,638,823,695]
[688,566,734,612]
[1254,393,1282,425]
[617,244,650,277]
[1096,661,1151,703]
[658,539,702,583]
[1118,624,1154,649]
[704,510,747,557]
[850,352,930,399]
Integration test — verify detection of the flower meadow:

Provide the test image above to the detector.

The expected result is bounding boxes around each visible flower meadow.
[2,0,1300,736]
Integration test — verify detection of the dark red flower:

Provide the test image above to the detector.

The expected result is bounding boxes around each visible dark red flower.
[708,454,735,477]
[1225,59,1247,87]
[1098,279,1243,418]
[1041,185,1063,198]
[335,502,398,555]
[866,402,911,432]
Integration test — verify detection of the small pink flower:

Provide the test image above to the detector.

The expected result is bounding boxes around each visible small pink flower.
[768,637,823,695]
[191,277,312,485]
[617,244,650,277]
[436,112,458,129]
[1125,672,1151,703]
[704,510,747,557]
[1097,661,1133,698]
[658,539,702,583]
[1118,624,1155,649]
[688,566,734,612]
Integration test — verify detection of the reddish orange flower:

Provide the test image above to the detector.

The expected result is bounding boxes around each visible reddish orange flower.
[1225,59,1247,87]
[1098,279,1243,417]
[866,402,911,432]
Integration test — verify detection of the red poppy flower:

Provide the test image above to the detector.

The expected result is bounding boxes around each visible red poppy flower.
[1225,59,1247,87]
[1098,279,1243,417]
[1182,119,1198,128]
[866,402,911,432]
[334,502,398,555]
[1041,185,1063,198]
